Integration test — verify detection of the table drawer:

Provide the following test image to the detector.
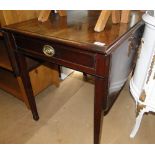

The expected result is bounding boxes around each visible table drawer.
[14,35,96,69]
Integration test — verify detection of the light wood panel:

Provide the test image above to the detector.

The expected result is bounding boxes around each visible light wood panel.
[58,10,67,16]
[38,10,67,22]
[0,10,41,26]
[0,68,22,100]
[29,65,59,95]
[121,10,131,23]
[0,39,12,71]
[17,76,30,109]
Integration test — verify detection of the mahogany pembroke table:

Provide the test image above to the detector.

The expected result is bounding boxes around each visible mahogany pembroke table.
[1,11,144,143]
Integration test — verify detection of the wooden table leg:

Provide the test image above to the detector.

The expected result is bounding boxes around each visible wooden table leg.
[112,10,121,24]
[121,10,131,23]
[94,77,106,144]
[16,53,39,121]
[94,10,111,32]
[58,10,67,16]
[38,10,51,22]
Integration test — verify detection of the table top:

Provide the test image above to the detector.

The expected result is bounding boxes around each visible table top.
[2,11,143,54]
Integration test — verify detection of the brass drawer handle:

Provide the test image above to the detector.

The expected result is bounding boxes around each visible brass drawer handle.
[43,45,55,57]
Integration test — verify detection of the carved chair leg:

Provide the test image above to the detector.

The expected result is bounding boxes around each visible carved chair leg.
[130,108,145,138]
[130,103,149,138]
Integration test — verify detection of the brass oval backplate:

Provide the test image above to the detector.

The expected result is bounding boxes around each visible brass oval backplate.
[43,45,55,57]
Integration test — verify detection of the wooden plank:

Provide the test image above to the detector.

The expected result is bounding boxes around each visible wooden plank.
[0,39,13,71]
[17,76,30,109]
[38,10,51,22]
[94,10,111,32]
[121,10,131,23]
[58,10,67,16]
[30,65,59,95]
[0,11,6,26]
[50,67,60,87]
[0,10,40,26]
[112,10,121,24]
[0,69,22,100]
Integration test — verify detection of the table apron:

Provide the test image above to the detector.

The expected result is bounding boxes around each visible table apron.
[15,48,108,78]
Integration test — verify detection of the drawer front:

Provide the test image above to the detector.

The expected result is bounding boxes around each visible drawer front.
[14,35,96,69]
